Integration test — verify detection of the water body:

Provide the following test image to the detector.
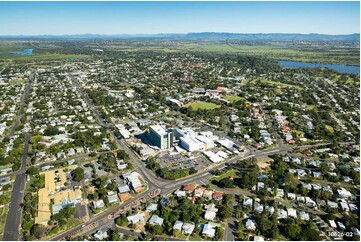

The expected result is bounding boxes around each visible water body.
[11,49,33,56]
[279,60,360,75]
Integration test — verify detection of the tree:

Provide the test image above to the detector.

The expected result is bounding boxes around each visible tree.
[109,229,121,241]
[43,126,62,136]
[300,228,320,241]
[218,177,234,188]
[31,223,45,239]
[214,227,224,241]
[27,166,40,176]
[71,167,84,182]
[235,158,259,189]
[115,214,128,227]
[0,194,10,205]
[284,223,301,240]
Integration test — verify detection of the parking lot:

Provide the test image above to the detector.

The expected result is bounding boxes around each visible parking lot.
[157,152,211,171]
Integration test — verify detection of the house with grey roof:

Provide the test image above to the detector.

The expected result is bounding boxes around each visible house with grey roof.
[149,215,164,226]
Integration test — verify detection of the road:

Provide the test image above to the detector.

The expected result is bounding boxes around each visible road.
[3,74,33,241]
[224,196,238,241]
[3,132,31,241]
[8,75,32,137]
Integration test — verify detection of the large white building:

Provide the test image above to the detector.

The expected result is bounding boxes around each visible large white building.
[149,125,174,149]
[179,136,204,152]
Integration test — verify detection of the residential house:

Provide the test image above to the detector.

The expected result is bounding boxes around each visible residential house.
[245,219,256,230]
[93,230,108,240]
[149,215,164,226]
[173,220,183,231]
[117,184,130,194]
[212,192,223,201]
[287,208,297,218]
[327,200,338,208]
[182,223,195,235]
[93,199,105,209]
[146,203,158,213]
[243,197,253,207]
[299,211,310,221]
[127,212,145,224]
[202,222,220,238]
[278,209,288,219]
[203,190,213,201]
[174,189,186,197]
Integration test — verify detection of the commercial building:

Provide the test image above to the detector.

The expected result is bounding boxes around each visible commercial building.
[35,169,82,226]
[149,125,174,149]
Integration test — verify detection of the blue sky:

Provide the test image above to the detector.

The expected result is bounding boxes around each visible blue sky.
[0,1,359,35]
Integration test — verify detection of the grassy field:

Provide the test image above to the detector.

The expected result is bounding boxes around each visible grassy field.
[0,53,90,61]
[184,101,221,110]
[8,79,26,85]
[260,80,303,91]
[211,169,237,182]
[104,43,359,65]
[324,124,335,134]
[223,95,243,103]
[189,234,202,241]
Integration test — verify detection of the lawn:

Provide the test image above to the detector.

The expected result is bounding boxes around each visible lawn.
[324,124,335,134]
[8,79,26,85]
[211,169,237,182]
[184,101,221,110]
[189,234,202,241]
[223,95,243,103]
[260,80,303,91]
[0,206,9,237]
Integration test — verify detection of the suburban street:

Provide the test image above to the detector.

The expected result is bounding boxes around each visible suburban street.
[3,132,31,241]
[3,75,33,241]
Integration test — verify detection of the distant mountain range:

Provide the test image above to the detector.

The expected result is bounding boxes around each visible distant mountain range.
[0,32,359,41]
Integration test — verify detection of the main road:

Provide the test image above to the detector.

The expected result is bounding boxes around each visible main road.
[3,74,34,241]
[3,133,31,241]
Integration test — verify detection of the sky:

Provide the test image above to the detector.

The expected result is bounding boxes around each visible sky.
[0,1,359,35]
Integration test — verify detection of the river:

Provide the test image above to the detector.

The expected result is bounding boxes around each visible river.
[278,60,360,75]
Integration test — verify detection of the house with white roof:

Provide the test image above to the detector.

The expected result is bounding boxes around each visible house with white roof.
[117,184,130,194]
[182,223,195,235]
[243,197,253,207]
[245,219,256,230]
[276,189,284,198]
[173,220,183,231]
[305,197,316,207]
[329,220,337,228]
[127,212,145,224]
[265,205,275,215]
[174,189,186,197]
[204,204,218,221]
[287,193,296,200]
[93,230,108,240]
[254,203,264,213]
[146,203,158,213]
[93,199,105,209]
[340,201,349,211]
[287,208,297,218]
[337,187,352,199]
[107,193,118,204]
[202,222,220,238]
[149,215,164,226]
[278,209,288,219]
[327,200,338,208]
[299,211,309,221]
